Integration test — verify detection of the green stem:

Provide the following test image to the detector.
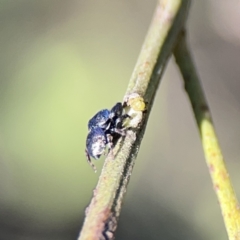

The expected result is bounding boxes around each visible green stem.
[174,30,240,240]
[78,1,190,239]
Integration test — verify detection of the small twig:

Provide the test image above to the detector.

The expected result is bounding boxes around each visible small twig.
[174,30,240,240]
[78,1,190,239]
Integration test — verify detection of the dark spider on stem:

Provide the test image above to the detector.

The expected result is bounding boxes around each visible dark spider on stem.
[85,102,130,172]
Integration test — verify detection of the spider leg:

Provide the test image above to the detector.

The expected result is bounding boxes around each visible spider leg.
[85,149,97,173]
[111,128,126,136]
[106,134,114,159]
[122,113,131,119]
[115,114,131,128]
[111,114,131,135]
[121,114,132,124]
[104,119,112,131]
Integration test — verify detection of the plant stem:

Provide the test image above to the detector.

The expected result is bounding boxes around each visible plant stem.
[78,1,190,239]
[174,30,240,240]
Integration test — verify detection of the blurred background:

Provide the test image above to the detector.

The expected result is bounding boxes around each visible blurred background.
[0,1,240,239]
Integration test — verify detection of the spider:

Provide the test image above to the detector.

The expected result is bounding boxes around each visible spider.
[85,102,129,172]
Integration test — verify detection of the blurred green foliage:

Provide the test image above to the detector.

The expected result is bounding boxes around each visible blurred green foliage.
[0,1,151,238]
[1,1,240,240]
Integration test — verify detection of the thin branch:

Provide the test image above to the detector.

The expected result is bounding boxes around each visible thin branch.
[78,1,190,239]
[174,30,240,240]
